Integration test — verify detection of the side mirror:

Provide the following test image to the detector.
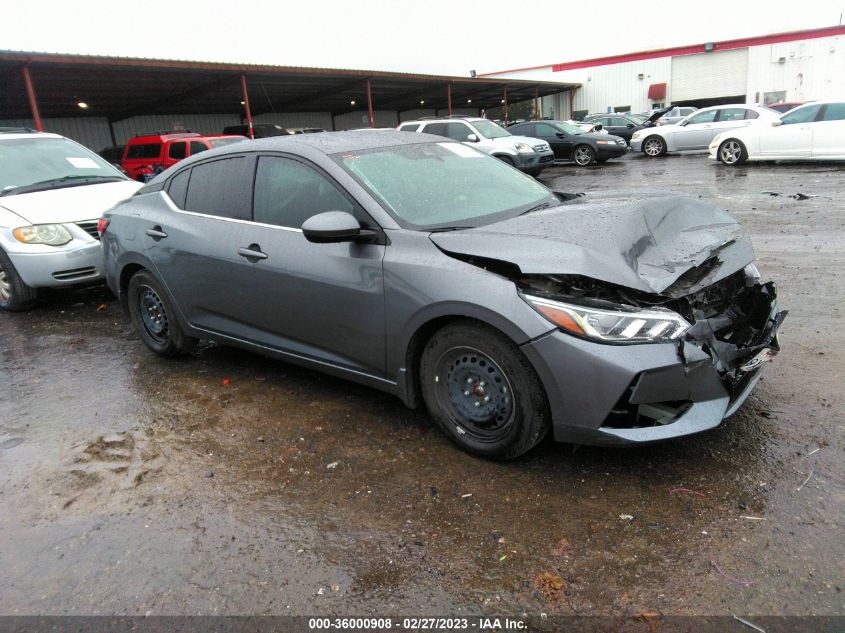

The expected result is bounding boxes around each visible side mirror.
[627,123,635,128]
[556,132,566,138]
[772,120,783,127]
[466,133,479,142]
[301,211,377,244]
[593,124,603,131]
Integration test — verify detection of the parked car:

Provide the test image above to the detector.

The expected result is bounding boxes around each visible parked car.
[222,124,326,137]
[506,120,627,166]
[582,113,646,143]
[766,102,806,114]
[121,132,246,181]
[98,145,125,167]
[631,105,780,157]
[655,106,699,126]
[710,101,845,165]
[101,132,784,458]
[0,129,141,311]
[397,117,554,176]
[567,121,608,135]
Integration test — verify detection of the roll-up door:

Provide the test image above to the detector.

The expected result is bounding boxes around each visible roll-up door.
[670,48,748,101]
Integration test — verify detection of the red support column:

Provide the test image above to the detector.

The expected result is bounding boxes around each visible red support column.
[447,81,452,116]
[534,87,540,120]
[22,65,43,131]
[503,86,509,126]
[365,79,374,128]
[240,75,254,139]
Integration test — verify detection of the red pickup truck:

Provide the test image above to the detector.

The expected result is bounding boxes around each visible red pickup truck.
[121,131,245,181]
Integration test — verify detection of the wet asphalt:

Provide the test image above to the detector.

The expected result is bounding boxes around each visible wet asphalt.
[0,153,843,618]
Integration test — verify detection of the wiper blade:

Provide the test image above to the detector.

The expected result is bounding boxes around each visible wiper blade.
[520,202,553,216]
[428,226,474,233]
[0,175,124,196]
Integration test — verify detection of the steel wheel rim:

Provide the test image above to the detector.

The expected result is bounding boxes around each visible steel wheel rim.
[720,141,741,164]
[433,346,515,442]
[574,147,592,165]
[644,138,663,156]
[0,267,11,302]
[138,285,169,344]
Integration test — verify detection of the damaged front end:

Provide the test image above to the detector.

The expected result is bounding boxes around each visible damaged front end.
[518,264,786,440]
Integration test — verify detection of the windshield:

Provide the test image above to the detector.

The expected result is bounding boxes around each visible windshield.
[0,136,125,194]
[471,119,511,139]
[628,114,648,123]
[557,122,585,135]
[334,142,555,229]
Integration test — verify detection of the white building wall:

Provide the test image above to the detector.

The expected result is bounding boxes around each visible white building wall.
[746,35,845,103]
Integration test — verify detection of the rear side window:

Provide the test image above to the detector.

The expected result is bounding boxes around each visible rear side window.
[190,141,209,155]
[399,123,420,132]
[126,143,161,159]
[718,108,746,122]
[253,156,354,229]
[745,110,759,119]
[184,156,251,220]
[422,123,448,137]
[167,170,190,208]
[821,103,845,121]
[168,142,187,159]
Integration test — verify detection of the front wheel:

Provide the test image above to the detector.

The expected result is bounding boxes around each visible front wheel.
[573,144,595,166]
[127,270,197,357]
[718,138,748,165]
[642,135,666,157]
[0,248,38,312]
[419,322,550,459]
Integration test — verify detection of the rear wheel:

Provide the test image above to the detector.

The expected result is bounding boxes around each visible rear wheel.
[718,138,748,165]
[419,321,550,459]
[0,248,38,312]
[127,270,197,356]
[642,135,666,157]
[573,145,595,166]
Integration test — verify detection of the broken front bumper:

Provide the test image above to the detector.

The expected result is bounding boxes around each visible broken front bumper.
[520,285,785,447]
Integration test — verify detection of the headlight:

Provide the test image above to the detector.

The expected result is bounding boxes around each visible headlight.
[12,224,73,246]
[596,140,616,145]
[514,143,534,154]
[631,132,642,140]
[524,294,690,344]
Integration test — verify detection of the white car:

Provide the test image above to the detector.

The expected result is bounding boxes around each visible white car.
[0,129,141,311]
[630,105,780,157]
[709,101,845,165]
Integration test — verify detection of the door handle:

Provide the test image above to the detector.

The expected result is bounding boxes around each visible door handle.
[145,226,168,240]
[237,245,268,261]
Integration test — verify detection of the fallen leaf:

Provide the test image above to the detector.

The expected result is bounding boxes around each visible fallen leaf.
[222,378,231,385]
[96,304,107,312]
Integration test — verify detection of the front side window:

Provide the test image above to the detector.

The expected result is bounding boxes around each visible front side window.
[253,156,353,229]
[334,142,555,229]
[444,123,474,142]
[718,108,747,122]
[781,105,822,125]
[821,103,845,121]
[686,110,718,125]
[535,123,557,136]
[422,123,448,137]
[0,136,125,194]
[168,142,187,159]
[183,156,251,220]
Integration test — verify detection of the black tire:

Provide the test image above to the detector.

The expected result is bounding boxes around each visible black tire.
[419,321,550,459]
[496,155,515,167]
[127,270,197,357]
[717,138,748,166]
[572,144,595,166]
[0,247,38,312]
[642,135,666,157]
[596,158,609,163]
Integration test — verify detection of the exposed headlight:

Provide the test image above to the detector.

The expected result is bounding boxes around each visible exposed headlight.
[12,224,73,246]
[744,263,761,281]
[514,143,534,154]
[631,132,642,140]
[524,294,690,344]
[595,140,616,145]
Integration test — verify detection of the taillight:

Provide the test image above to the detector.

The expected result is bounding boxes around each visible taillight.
[97,218,110,237]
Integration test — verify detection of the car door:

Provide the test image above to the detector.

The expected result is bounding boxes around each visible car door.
[811,103,845,158]
[148,153,387,375]
[674,109,718,150]
[711,108,754,142]
[535,122,572,159]
[759,104,821,157]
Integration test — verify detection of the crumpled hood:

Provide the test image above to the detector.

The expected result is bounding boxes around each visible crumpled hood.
[0,180,141,224]
[429,197,755,295]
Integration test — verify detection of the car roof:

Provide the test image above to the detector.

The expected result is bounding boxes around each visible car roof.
[128,132,201,142]
[402,117,485,124]
[0,131,64,141]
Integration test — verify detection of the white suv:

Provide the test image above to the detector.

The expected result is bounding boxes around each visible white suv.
[397,117,555,176]
[0,129,141,310]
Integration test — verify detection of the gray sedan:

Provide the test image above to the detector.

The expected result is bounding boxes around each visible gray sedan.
[101,131,785,459]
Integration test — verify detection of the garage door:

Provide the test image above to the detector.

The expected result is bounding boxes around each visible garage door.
[670,48,749,101]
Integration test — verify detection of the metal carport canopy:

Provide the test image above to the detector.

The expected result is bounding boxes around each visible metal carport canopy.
[0,51,577,125]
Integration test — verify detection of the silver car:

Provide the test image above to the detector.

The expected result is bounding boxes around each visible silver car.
[102,131,785,459]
